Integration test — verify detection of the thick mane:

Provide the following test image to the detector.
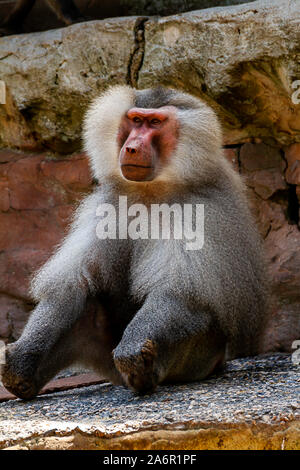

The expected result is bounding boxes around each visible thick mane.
[83,85,244,194]
[83,85,135,182]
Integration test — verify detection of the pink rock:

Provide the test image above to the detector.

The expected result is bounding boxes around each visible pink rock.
[0,295,31,341]
[240,143,285,172]
[246,169,287,200]
[285,143,300,185]
[263,223,300,351]
[0,182,9,212]
[240,143,287,199]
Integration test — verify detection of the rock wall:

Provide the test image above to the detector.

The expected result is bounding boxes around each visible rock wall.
[0,0,299,348]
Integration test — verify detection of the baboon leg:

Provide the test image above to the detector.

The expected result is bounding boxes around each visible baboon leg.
[1,300,121,400]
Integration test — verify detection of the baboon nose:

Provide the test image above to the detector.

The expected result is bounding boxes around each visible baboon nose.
[126,146,137,154]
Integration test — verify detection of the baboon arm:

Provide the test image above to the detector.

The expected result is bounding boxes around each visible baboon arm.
[1,295,86,399]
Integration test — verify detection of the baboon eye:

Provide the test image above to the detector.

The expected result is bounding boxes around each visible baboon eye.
[150,119,161,125]
[133,117,142,123]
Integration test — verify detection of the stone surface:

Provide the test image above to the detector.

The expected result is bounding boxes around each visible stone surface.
[0,354,298,450]
[0,296,32,341]
[0,87,37,151]
[264,225,300,351]
[285,143,300,186]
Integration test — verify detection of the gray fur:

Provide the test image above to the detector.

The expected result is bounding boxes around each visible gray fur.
[1,86,268,398]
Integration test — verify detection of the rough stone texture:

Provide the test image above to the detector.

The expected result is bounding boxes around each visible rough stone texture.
[0,296,31,341]
[240,143,287,200]
[264,224,300,351]
[0,354,298,450]
[285,143,300,186]
[0,373,104,402]
[0,88,38,151]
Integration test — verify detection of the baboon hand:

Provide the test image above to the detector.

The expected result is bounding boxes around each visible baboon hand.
[113,339,159,394]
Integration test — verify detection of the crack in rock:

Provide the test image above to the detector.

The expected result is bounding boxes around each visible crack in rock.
[127,17,148,88]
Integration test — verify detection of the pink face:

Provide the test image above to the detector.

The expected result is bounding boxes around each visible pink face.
[117,106,179,182]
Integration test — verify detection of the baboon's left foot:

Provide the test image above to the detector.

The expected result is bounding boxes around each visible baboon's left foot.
[114,339,158,394]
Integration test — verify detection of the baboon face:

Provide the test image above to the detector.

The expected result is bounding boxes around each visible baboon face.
[117,106,179,182]
[83,85,224,186]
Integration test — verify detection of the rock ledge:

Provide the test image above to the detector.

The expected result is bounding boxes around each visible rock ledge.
[0,354,299,450]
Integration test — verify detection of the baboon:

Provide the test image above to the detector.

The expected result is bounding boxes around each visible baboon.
[1,85,268,399]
